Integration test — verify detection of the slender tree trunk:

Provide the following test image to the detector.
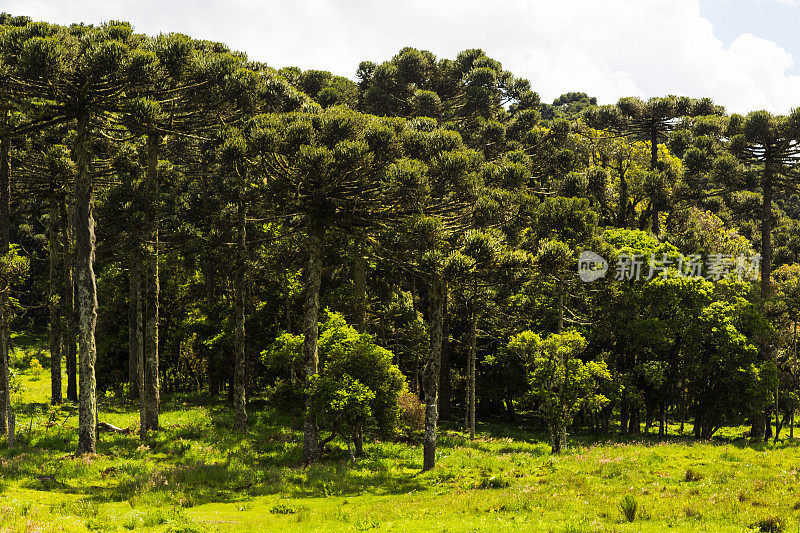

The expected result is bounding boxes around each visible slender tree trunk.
[650,130,661,235]
[464,346,470,428]
[765,408,773,441]
[617,162,628,228]
[75,114,98,455]
[0,124,11,436]
[354,426,364,457]
[49,191,62,405]
[354,233,367,332]
[285,271,298,428]
[62,196,77,403]
[557,279,564,334]
[752,170,774,440]
[694,405,703,438]
[505,398,515,422]
[204,263,222,395]
[619,400,629,435]
[629,407,640,434]
[302,222,324,463]
[142,133,160,436]
[792,320,798,439]
[126,144,141,400]
[422,277,444,471]
[233,180,247,431]
[467,308,478,439]
[128,255,142,398]
[439,290,451,419]
[285,271,292,333]
[550,422,565,454]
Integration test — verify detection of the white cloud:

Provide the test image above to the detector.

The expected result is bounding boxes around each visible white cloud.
[2,0,799,114]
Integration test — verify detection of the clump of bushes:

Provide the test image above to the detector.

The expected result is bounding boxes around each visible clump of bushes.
[396,391,425,440]
[270,503,300,515]
[753,516,785,533]
[263,311,406,455]
[27,357,44,381]
[618,494,637,523]
[684,468,704,482]
[474,473,510,489]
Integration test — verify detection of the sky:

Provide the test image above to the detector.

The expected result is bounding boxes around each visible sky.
[2,0,799,114]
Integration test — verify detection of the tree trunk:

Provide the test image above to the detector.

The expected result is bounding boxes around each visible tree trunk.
[793,320,798,440]
[302,222,324,464]
[617,162,628,228]
[0,124,11,435]
[765,408,773,442]
[694,407,703,438]
[128,256,142,398]
[467,309,478,439]
[75,115,98,455]
[557,278,564,334]
[752,171,774,440]
[629,407,640,434]
[775,411,784,443]
[233,180,248,431]
[353,234,367,332]
[505,398,515,422]
[619,400,629,435]
[550,422,566,454]
[439,290,451,419]
[141,133,160,436]
[49,191,62,405]
[354,426,364,457]
[61,195,77,403]
[422,277,444,471]
[650,130,660,235]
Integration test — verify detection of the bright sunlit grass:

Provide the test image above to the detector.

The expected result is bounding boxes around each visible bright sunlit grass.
[0,334,798,532]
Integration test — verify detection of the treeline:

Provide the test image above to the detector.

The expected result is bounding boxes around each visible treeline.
[1,15,800,464]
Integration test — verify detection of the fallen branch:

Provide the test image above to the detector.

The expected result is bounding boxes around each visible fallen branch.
[97,422,132,434]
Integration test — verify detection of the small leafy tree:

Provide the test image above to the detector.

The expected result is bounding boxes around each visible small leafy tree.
[528,330,610,453]
[264,311,405,456]
[0,244,28,321]
[307,375,374,459]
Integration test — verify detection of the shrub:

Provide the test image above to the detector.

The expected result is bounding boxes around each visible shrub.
[753,516,785,533]
[684,506,702,519]
[28,357,44,373]
[264,311,406,442]
[475,473,510,489]
[684,468,704,482]
[396,391,425,439]
[618,494,637,523]
[270,503,300,515]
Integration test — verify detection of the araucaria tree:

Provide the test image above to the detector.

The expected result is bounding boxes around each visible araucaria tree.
[2,14,800,475]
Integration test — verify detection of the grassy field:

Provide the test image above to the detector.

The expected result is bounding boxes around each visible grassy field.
[2,334,800,532]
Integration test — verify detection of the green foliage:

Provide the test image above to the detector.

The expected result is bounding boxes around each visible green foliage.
[395,391,425,439]
[618,494,638,522]
[0,244,29,316]
[683,468,703,482]
[308,374,374,443]
[264,311,406,439]
[527,330,610,453]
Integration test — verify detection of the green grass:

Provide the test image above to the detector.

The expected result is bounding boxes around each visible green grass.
[2,333,800,531]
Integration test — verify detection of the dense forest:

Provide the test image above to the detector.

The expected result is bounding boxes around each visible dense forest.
[1,14,800,472]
